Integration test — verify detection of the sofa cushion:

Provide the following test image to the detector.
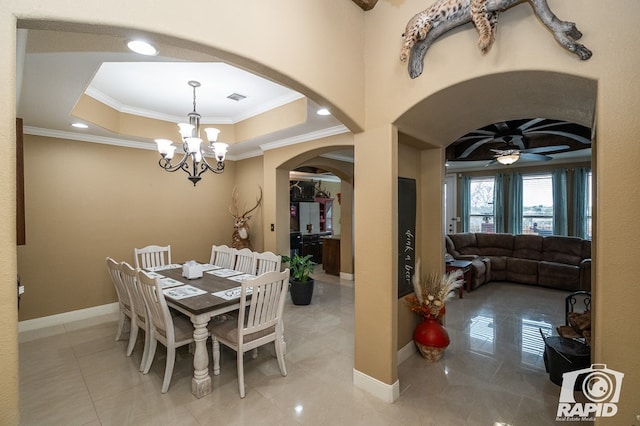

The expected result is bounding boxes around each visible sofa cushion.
[539,261,580,290]
[541,236,584,266]
[447,233,480,256]
[506,257,538,285]
[513,234,543,260]
[476,233,514,257]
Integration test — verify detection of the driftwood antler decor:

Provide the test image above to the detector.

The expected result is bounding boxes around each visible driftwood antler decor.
[400,0,592,79]
[229,185,263,250]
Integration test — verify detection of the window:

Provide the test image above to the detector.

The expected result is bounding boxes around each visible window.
[468,177,495,233]
[522,173,553,235]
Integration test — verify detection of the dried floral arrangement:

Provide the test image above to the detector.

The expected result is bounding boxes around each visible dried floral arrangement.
[405,258,463,319]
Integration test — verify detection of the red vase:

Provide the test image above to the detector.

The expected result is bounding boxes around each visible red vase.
[413,317,450,362]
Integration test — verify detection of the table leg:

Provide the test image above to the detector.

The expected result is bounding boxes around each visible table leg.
[464,268,472,293]
[212,338,220,376]
[190,314,211,398]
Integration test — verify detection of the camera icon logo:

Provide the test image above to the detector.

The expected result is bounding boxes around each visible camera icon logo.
[557,364,624,419]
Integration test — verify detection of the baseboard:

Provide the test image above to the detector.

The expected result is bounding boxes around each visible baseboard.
[398,340,417,364]
[340,272,354,281]
[353,368,400,402]
[18,302,119,332]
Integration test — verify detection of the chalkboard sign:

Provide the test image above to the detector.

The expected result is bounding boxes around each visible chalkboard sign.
[398,177,416,298]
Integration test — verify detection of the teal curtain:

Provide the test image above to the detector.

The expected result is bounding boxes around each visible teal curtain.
[461,175,471,232]
[509,172,523,234]
[552,168,568,236]
[494,173,505,233]
[573,167,590,238]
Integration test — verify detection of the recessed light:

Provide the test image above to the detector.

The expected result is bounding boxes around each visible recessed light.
[317,108,331,116]
[126,40,158,56]
[71,123,88,129]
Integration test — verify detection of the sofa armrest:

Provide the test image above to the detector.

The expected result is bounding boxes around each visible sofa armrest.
[455,254,479,261]
[579,259,591,292]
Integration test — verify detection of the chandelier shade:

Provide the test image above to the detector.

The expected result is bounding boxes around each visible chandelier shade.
[154,80,229,186]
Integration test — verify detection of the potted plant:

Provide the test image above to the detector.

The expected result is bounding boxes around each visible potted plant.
[282,254,316,305]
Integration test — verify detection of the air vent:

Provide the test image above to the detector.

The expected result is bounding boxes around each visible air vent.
[227,93,246,101]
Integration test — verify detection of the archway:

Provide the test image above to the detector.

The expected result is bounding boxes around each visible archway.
[392,69,596,382]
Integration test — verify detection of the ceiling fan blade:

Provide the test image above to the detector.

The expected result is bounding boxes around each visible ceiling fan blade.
[517,118,545,131]
[525,130,591,145]
[458,137,495,158]
[484,159,498,167]
[511,136,525,151]
[522,120,574,132]
[519,153,552,161]
[521,145,569,154]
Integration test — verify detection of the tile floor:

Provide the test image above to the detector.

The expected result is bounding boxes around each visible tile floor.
[19,273,574,425]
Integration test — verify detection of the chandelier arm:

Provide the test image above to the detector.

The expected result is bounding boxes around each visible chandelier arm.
[159,154,191,173]
[197,155,225,176]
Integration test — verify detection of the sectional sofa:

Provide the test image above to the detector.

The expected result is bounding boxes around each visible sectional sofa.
[445,233,591,292]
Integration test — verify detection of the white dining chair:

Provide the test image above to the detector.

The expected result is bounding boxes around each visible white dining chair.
[134,244,172,270]
[106,257,133,342]
[255,251,282,275]
[209,269,290,398]
[210,244,234,269]
[233,248,257,274]
[137,269,196,393]
[120,261,150,371]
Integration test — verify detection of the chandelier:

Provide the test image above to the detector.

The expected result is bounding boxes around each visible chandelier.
[155,80,229,186]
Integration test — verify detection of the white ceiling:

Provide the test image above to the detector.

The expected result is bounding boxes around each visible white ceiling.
[16,29,350,161]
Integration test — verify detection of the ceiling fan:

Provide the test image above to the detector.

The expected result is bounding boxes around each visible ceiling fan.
[449,118,591,165]
[486,141,570,166]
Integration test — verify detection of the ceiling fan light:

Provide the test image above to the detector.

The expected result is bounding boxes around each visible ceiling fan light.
[497,153,520,165]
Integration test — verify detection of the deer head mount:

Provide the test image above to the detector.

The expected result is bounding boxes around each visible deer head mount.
[229,185,263,250]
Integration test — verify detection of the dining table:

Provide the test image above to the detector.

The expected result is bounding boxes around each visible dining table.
[144,263,257,398]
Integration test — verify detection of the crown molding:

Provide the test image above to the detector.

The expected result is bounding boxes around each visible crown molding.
[260,125,349,151]
[23,126,349,163]
[24,126,154,150]
[23,126,248,161]
[85,87,304,125]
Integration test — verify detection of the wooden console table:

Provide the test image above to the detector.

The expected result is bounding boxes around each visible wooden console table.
[446,260,473,298]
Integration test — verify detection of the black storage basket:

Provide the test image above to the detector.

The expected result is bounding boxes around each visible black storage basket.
[540,329,591,387]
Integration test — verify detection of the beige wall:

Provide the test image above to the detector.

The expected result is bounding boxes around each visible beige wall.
[2,0,640,422]
[0,10,19,424]
[16,135,237,320]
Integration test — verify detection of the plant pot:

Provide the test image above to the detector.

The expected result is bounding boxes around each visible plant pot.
[413,317,450,362]
[290,278,314,305]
